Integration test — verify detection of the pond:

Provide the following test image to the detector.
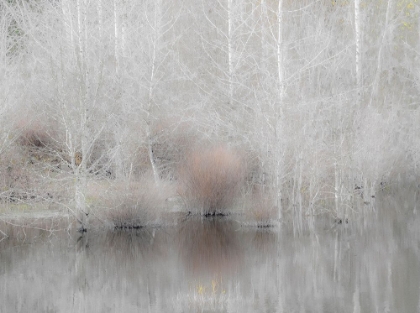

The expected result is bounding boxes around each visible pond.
[0,189,419,313]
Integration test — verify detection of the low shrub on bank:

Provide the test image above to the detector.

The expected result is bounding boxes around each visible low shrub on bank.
[15,117,63,162]
[0,147,34,203]
[94,175,172,229]
[178,144,245,215]
[245,189,278,227]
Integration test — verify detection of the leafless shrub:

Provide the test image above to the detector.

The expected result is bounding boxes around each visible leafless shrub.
[18,124,50,149]
[244,188,278,227]
[16,117,57,149]
[14,117,65,170]
[241,150,270,193]
[0,215,74,242]
[150,117,198,180]
[0,147,33,203]
[94,175,171,229]
[178,144,246,215]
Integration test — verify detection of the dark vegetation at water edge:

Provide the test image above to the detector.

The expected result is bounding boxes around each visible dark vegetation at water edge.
[1,0,420,232]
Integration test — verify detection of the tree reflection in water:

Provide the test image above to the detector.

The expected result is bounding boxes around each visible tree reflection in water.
[1,189,420,313]
[176,217,243,279]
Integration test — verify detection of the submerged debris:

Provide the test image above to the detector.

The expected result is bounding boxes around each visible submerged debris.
[334,218,348,225]
[114,223,144,230]
[257,223,275,228]
[203,212,229,217]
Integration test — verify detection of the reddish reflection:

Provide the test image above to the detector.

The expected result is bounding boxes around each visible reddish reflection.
[176,217,243,279]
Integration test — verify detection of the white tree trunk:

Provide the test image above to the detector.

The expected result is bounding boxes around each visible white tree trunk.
[369,0,393,107]
[277,0,284,105]
[354,0,362,106]
[113,0,120,75]
[97,0,103,40]
[61,0,74,51]
[146,124,160,185]
[334,160,340,216]
[145,0,162,186]
[227,0,234,107]
[75,0,90,231]
[275,0,284,220]
[76,0,84,67]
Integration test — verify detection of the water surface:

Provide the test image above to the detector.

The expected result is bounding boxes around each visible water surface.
[1,191,419,312]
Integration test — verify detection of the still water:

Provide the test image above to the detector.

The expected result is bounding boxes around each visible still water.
[1,191,419,313]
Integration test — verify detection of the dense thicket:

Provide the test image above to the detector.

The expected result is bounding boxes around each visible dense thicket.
[0,0,419,228]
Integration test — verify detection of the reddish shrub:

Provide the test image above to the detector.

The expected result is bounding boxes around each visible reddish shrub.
[94,176,172,229]
[16,119,51,149]
[179,144,245,214]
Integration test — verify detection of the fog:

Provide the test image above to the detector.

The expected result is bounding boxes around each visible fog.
[0,0,418,228]
[0,1,419,310]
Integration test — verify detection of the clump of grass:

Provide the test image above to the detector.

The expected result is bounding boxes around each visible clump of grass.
[95,175,171,229]
[178,144,245,215]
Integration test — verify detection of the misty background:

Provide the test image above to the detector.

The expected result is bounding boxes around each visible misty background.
[0,0,419,229]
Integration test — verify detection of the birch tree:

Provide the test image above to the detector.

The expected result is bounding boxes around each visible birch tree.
[10,0,116,230]
[354,0,362,107]
[199,0,261,132]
